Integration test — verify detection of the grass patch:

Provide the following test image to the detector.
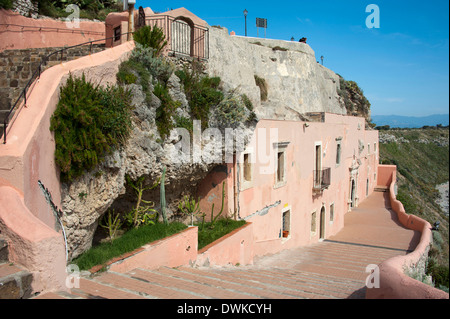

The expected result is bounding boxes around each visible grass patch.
[72,222,187,271]
[197,219,246,250]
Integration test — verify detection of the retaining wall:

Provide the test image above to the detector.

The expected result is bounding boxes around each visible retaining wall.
[108,227,199,274]
[197,222,254,267]
[366,165,449,299]
[0,41,134,295]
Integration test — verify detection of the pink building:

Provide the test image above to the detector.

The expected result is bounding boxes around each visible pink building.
[197,113,379,257]
[105,7,209,59]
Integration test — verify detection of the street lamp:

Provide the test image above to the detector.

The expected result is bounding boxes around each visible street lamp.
[243,9,248,37]
[320,55,324,65]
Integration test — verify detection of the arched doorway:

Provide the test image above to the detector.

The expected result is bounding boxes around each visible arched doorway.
[319,206,326,240]
[171,16,195,57]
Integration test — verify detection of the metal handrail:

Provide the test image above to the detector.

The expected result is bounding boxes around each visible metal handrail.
[2,32,132,144]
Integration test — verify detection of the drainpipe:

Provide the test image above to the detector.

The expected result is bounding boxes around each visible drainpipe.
[233,154,238,220]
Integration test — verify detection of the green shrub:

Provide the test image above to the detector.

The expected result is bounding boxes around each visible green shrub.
[133,25,168,58]
[215,95,247,128]
[174,115,194,133]
[427,258,449,290]
[130,44,174,85]
[176,65,223,128]
[153,82,180,139]
[50,73,132,182]
[0,0,13,10]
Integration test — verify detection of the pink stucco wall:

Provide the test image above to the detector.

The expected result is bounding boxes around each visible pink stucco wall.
[366,169,449,299]
[377,164,396,188]
[109,227,198,273]
[0,9,105,52]
[0,178,66,294]
[0,42,134,295]
[198,113,379,258]
[197,222,254,267]
[0,41,134,229]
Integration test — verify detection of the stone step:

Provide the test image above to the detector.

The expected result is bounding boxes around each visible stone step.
[36,263,366,300]
[0,263,33,299]
[374,186,389,192]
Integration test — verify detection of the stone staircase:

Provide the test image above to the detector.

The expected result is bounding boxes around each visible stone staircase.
[0,233,33,299]
[34,239,407,300]
[35,265,365,300]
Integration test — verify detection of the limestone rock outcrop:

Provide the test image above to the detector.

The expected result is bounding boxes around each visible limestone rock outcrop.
[206,27,347,121]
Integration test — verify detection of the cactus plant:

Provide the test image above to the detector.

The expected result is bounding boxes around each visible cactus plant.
[160,167,169,225]
[178,195,202,226]
[209,181,226,229]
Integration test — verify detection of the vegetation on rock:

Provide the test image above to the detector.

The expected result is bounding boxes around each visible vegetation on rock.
[37,0,121,21]
[337,75,372,125]
[50,73,132,182]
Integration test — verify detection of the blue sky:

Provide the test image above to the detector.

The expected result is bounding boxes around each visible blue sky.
[135,0,449,117]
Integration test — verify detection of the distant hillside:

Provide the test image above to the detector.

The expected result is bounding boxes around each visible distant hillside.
[372,114,449,128]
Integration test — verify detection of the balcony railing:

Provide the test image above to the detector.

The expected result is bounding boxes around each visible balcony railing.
[313,167,331,191]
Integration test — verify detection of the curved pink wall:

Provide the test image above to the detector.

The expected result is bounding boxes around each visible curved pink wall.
[366,166,449,299]
[0,178,66,294]
[0,9,105,52]
[0,41,134,295]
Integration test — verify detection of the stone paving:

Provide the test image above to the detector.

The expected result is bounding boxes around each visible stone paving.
[35,191,419,299]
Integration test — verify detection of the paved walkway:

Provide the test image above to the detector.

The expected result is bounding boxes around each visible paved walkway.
[36,191,420,299]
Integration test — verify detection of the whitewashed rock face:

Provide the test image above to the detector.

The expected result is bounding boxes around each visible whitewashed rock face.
[206,27,347,121]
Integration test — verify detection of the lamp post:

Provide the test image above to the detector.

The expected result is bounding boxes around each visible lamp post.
[320,55,324,65]
[243,9,248,36]
[127,0,136,41]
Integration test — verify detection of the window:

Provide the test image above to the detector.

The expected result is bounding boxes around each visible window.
[243,153,251,182]
[282,208,291,239]
[374,142,377,153]
[368,143,371,155]
[277,151,285,183]
[336,142,342,165]
[241,151,253,190]
[330,203,335,223]
[114,26,121,42]
[274,142,289,188]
